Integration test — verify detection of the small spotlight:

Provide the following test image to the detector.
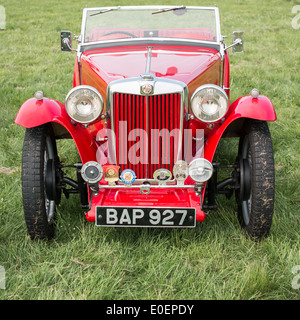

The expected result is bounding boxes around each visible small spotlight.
[188,158,213,183]
[81,161,103,185]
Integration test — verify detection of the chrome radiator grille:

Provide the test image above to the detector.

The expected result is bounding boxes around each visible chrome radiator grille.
[113,92,181,179]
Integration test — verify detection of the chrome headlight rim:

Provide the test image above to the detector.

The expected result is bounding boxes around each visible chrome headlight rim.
[65,85,104,124]
[190,84,228,123]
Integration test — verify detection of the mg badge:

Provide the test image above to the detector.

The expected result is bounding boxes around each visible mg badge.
[141,82,153,95]
[153,169,172,185]
[102,165,120,185]
[120,169,137,185]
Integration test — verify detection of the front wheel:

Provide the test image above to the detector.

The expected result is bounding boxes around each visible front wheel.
[236,120,275,240]
[22,124,60,240]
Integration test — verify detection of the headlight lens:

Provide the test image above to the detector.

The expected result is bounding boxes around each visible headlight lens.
[190,84,228,122]
[188,158,213,183]
[65,85,103,124]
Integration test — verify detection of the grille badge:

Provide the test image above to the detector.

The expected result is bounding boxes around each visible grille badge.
[140,82,154,95]
[102,165,120,186]
[120,169,137,185]
[153,169,172,185]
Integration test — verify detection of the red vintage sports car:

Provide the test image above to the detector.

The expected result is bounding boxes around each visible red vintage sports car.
[15,6,276,240]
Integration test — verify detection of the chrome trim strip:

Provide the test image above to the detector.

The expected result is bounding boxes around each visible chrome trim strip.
[214,7,222,46]
[99,184,196,189]
[219,52,223,87]
[80,40,221,55]
[108,77,187,96]
[145,47,152,74]
[81,38,220,48]
[145,86,149,178]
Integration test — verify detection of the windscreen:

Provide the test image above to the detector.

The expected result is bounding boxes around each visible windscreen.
[84,7,219,44]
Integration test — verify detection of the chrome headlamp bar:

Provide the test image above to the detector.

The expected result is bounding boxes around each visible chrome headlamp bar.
[92,158,213,187]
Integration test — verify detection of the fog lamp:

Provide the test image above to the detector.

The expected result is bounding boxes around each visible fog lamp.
[81,161,103,185]
[188,158,213,183]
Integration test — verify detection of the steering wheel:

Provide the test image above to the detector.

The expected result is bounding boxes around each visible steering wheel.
[101,31,138,38]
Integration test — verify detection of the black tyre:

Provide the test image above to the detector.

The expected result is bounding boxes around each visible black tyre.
[236,120,275,240]
[22,124,60,240]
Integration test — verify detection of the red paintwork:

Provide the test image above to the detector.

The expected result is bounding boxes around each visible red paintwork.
[14,97,98,163]
[15,40,276,223]
[80,45,221,101]
[204,95,277,162]
[81,45,220,84]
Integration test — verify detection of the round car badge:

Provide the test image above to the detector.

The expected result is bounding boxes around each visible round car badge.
[120,169,137,185]
[141,83,153,95]
[102,164,120,186]
[153,169,172,185]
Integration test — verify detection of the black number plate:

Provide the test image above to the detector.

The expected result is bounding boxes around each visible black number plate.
[96,207,196,228]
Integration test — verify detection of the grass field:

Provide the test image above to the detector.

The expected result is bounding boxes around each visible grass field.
[0,0,300,300]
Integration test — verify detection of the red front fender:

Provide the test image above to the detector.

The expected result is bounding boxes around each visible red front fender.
[15,97,97,163]
[205,94,277,162]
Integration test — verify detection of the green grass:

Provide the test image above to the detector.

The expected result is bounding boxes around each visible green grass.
[0,0,300,300]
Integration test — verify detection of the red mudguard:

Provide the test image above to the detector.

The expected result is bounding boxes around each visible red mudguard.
[204,94,277,162]
[14,97,98,163]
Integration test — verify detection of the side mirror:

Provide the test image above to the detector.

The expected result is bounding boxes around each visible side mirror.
[232,31,244,53]
[60,31,73,52]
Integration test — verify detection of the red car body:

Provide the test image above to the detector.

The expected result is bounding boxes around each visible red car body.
[15,44,276,222]
[15,6,276,238]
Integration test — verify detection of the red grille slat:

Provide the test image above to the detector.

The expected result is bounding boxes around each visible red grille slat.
[136,95,140,179]
[128,94,132,171]
[113,93,181,180]
[114,93,120,168]
[170,94,174,173]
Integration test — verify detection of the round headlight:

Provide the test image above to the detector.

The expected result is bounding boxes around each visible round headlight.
[65,85,103,124]
[188,158,213,183]
[190,84,228,122]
